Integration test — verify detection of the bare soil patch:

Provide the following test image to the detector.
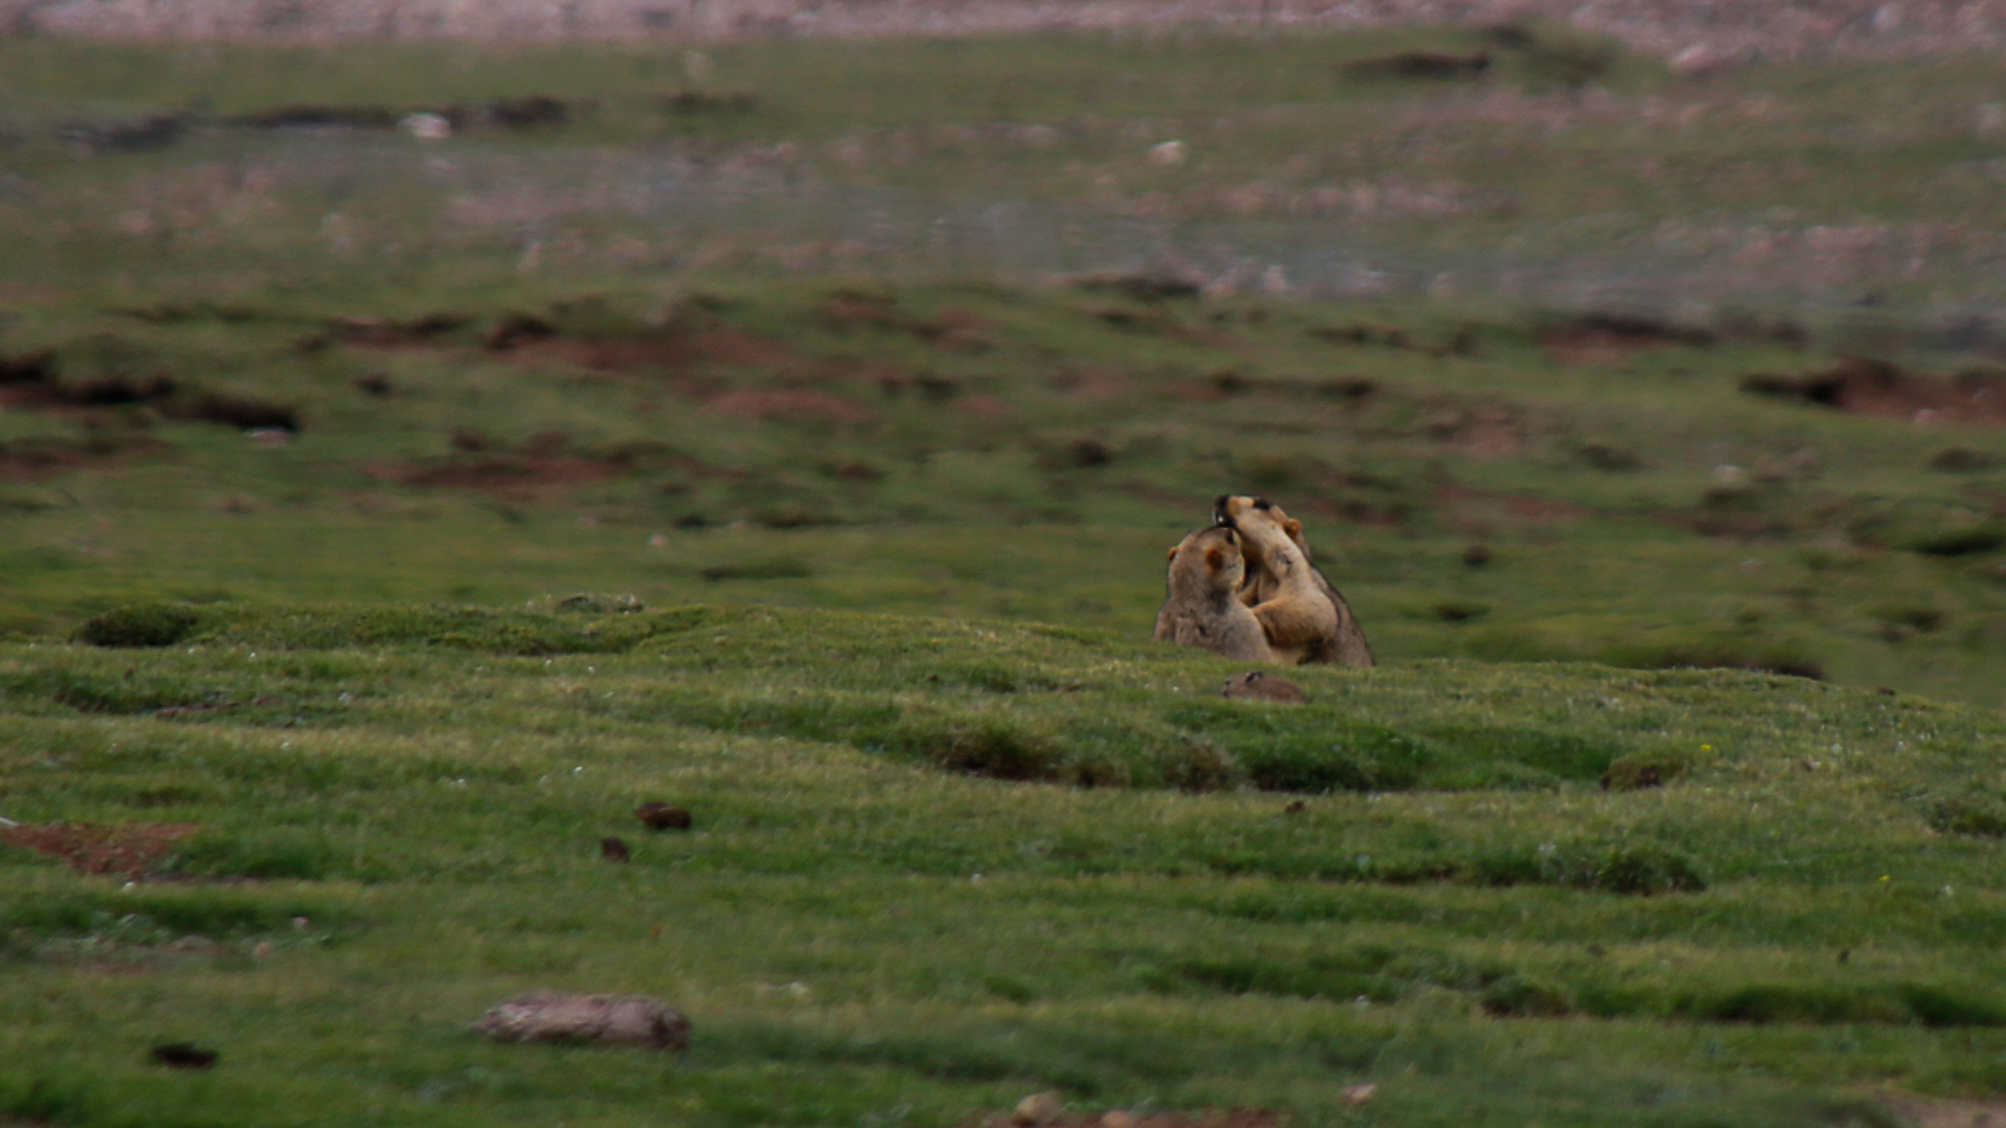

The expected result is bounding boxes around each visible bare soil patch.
[1438,482,1589,530]
[1541,313,1716,365]
[705,388,875,425]
[0,822,200,878]
[362,432,733,498]
[967,1109,1284,1128]
[1741,358,2006,427]
[1879,1091,2006,1128]
[0,433,176,480]
[0,346,299,431]
[347,310,806,384]
[363,452,623,497]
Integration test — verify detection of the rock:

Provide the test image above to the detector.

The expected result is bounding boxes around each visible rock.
[1344,1082,1377,1105]
[1012,1091,1064,1127]
[474,991,689,1050]
[637,802,693,831]
[1221,671,1306,704]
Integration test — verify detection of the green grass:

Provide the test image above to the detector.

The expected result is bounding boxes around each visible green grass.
[4,601,2006,1126]
[3,26,2006,1126]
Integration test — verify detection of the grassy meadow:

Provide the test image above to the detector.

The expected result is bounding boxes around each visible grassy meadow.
[1,23,2005,1128]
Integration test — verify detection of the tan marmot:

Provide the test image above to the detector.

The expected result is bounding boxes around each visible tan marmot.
[1214,494,1375,667]
[1154,525,1279,663]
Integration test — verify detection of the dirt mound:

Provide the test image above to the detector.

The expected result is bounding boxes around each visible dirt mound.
[224,95,582,132]
[1541,313,1716,364]
[335,306,806,382]
[0,433,176,480]
[0,822,200,877]
[1741,358,2006,426]
[364,452,622,496]
[0,347,298,431]
[968,1108,1283,1128]
[706,389,875,425]
[361,433,725,498]
[1344,49,1491,80]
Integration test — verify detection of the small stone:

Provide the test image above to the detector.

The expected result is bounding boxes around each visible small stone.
[636,802,693,831]
[1099,1112,1139,1128]
[1013,1091,1064,1127]
[1221,671,1306,704]
[1344,1083,1377,1105]
[601,836,630,862]
[476,991,689,1050]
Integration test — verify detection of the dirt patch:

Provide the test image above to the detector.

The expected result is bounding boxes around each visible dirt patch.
[57,113,188,156]
[1345,49,1492,80]
[364,453,622,497]
[362,434,728,498]
[0,433,176,480]
[0,347,298,431]
[706,388,875,425]
[0,822,199,878]
[967,1109,1283,1128]
[505,333,701,374]
[1741,358,2006,426]
[1438,482,1589,529]
[1418,402,1526,458]
[487,319,800,380]
[1879,1091,2006,1128]
[696,328,799,369]
[661,88,758,114]
[316,312,471,348]
[225,96,583,132]
[1541,312,1716,365]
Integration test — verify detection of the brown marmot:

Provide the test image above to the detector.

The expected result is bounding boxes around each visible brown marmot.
[1214,494,1374,667]
[1154,524,1279,663]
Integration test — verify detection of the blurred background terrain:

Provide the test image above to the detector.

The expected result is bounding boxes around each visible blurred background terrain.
[0,3,2002,708]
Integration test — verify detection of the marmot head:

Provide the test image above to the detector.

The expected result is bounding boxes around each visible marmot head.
[1213,494,1305,565]
[1165,524,1247,595]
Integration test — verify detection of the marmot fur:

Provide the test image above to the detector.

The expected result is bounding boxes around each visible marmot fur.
[1154,524,1279,663]
[1214,494,1375,667]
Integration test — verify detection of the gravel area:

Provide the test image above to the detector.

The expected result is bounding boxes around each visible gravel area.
[5,0,2005,61]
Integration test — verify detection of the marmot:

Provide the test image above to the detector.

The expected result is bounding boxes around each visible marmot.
[1214,494,1375,667]
[1154,524,1279,663]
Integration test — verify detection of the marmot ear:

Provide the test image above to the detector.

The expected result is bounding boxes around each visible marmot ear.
[1283,518,1302,537]
[1204,545,1226,570]
[1166,546,1180,561]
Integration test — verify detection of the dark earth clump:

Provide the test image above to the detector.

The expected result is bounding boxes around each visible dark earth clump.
[637,803,693,830]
